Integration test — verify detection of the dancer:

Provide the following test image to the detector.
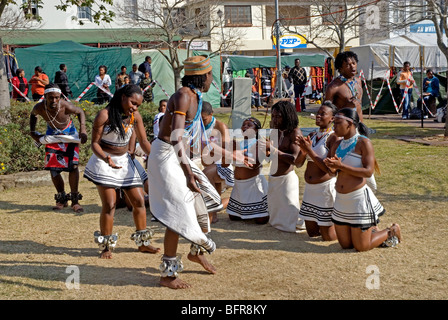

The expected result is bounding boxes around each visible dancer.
[226,117,269,224]
[324,51,363,122]
[29,83,87,213]
[201,101,234,222]
[265,100,304,232]
[147,55,220,289]
[295,101,339,240]
[83,84,160,259]
[324,108,402,251]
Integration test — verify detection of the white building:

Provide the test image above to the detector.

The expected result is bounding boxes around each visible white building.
[4,0,364,56]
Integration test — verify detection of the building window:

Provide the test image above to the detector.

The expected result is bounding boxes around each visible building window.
[123,0,138,19]
[224,5,252,27]
[163,7,186,27]
[78,6,92,21]
[322,5,345,25]
[22,0,39,19]
[266,5,310,26]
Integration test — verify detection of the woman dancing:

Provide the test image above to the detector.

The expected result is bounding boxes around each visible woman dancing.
[84,84,160,258]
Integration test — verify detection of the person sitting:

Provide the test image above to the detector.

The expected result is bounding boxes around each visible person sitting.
[417,69,440,118]
[226,117,269,224]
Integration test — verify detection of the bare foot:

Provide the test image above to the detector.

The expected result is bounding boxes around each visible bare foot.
[100,249,112,259]
[389,223,402,242]
[138,245,161,254]
[187,253,217,274]
[209,212,218,224]
[160,276,191,289]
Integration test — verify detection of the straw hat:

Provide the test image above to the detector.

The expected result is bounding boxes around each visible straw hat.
[183,55,212,76]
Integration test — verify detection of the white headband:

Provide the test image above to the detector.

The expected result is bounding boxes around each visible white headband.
[44,88,62,94]
[334,114,354,123]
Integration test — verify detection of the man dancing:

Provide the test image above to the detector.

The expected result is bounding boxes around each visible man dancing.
[147,55,219,289]
[29,83,88,212]
[324,51,364,122]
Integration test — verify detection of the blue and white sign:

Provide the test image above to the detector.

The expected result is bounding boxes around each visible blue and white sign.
[273,34,307,49]
[410,21,445,34]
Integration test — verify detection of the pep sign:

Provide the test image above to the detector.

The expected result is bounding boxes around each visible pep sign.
[273,35,307,49]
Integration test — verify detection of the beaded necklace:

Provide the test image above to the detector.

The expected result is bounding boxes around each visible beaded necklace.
[338,75,358,99]
[336,132,360,160]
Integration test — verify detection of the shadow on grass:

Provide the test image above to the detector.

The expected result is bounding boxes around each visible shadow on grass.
[0,201,102,216]
[0,259,160,289]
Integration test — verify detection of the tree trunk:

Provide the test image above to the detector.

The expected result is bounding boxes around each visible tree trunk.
[173,67,183,92]
[0,37,11,125]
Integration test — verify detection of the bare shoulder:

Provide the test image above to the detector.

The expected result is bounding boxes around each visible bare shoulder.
[31,101,44,115]
[61,100,78,112]
[291,127,302,138]
[95,108,109,123]
[215,119,228,132]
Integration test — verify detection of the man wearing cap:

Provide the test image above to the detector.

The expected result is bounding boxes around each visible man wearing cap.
[147,55,220,289]
[29,83,88,213]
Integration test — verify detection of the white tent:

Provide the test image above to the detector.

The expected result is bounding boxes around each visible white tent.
[351,33,448,80]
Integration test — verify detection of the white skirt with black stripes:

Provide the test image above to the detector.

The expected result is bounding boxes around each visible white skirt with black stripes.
[226,174,269,219]
[332,184,385,230]
[83,152,147,189]
[216,164,235,187]
[299,178,336,227]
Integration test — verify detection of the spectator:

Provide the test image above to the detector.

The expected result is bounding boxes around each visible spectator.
[121,76,130,88]
[417,69,440,118]
[397,61,414,119]
[11,68,28,102]
[288,58,307,111]
[129,64,144,85]
[138,56,152,80]
[94,65,112,105]
[29,66,49,101]
[54,64,73,99]
[115,65,128,90]
[139,71,153,103]
[152,99,167,137]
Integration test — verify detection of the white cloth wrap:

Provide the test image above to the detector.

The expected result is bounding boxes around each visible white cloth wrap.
[332,184,385,230]
[147,138,216,253]
[299,178,336,227]
[268,171,301,233]
[226,174,269,219]
[83,152,147,188]
[39,134,81,144]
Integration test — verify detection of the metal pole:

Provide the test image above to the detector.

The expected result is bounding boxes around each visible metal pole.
[420,46,424,128]
[275,0,282,98]
[369,61,374,119]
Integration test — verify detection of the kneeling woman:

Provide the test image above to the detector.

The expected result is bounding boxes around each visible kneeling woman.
[84,84,160,258]
[226,117,269,224]
[324,108,401,251]
[295,102,339,241]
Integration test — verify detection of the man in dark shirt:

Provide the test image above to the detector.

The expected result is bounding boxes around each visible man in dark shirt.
[138,56,153,81]
[54,64,72,99]
[288,58,307,111]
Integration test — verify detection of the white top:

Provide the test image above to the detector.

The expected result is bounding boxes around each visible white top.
[153,112,164,136]
[95,74,112,87]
